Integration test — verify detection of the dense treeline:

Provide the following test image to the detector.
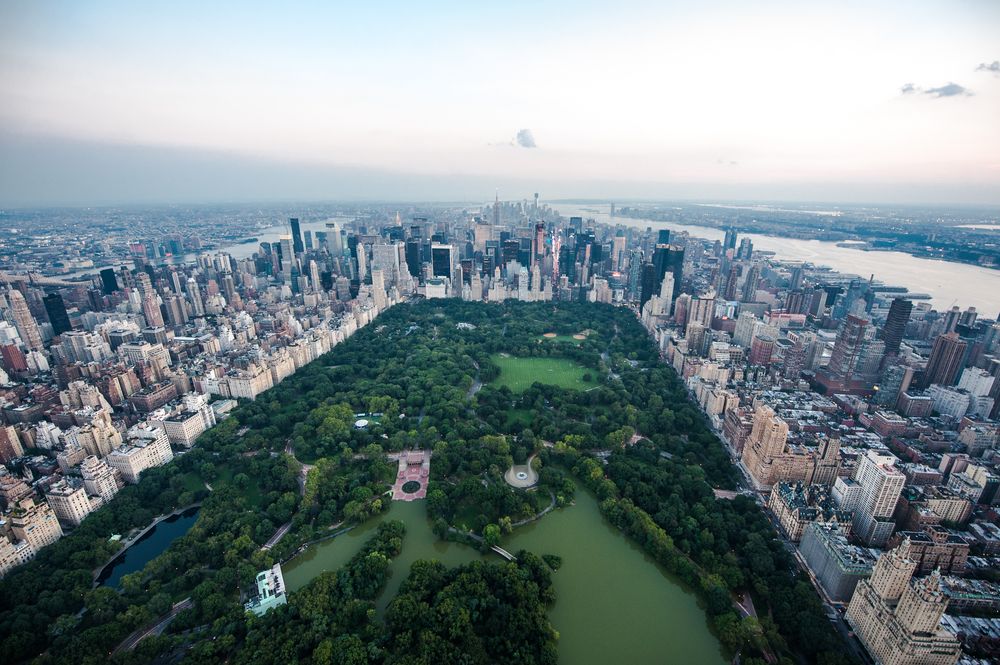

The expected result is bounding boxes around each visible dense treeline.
[0,300,851,664]
[383,552,558,665]
[229,521,404,665]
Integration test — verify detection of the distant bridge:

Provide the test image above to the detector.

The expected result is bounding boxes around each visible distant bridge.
[491,545,516,561]
[0,271,82,287]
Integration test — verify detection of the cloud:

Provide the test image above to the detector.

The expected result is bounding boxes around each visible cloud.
[900,82,972,98]
[515,128,537,148]
[976,60,1000,74]
[924,82,971,97]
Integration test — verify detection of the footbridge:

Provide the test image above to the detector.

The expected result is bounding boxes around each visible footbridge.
[491,545,516,561]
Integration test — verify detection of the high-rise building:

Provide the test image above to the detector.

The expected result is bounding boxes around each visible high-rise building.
[880,298,913,357]
[100,267,120,295]
[740,263,761,302]
[431,244,455,279]
[46,480,93,527]
[749,335,776,366]
[289,217,304,255]
[80,455,122,501]
[0,425,24,463]
[107,425,174,484]
[10,498,63,551]
[42,293,72,336]
[922,333,968,388]
[641,244,683,308]
[279,235,294,279]
[6,289,43,350]
[371,269,387,310]
[186,277,205,317]
[851,450,906,547]
[845,539,961,665]
[723,228,738,253]
[817,314,885,393]
[739,405,837,488]
[612,230,626,272]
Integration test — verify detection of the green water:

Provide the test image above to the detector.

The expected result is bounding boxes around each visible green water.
[282,491,726,665]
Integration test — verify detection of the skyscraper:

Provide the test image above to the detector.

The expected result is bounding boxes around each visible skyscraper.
[289,218,304,255]
[612,230,626,272]
[880,298,912,357]
[922,332,967,387]
[431,244,455,279]
[723,228,738,253]
[850,450,905,547]
[846,539,961,665]
[43,292,72,336]
[279,235,294,280]
[642,244,683,308]
[405,239,422,278]
[99,268,119,295]
[6,289,43,350]
[827,315,869,380]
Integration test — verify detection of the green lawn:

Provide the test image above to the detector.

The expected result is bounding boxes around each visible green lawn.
[505,408,536,429]
[489,354,592,393]
[537,334,581,345]
[181,463,262,507]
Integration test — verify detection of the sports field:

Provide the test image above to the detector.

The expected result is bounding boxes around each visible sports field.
[490,354,591,392]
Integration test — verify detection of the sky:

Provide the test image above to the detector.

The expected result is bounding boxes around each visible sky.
[2,0,1000,206]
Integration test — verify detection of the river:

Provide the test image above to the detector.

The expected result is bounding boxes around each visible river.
[97,507,200,587]
[552,203,1000,314]
[283,491,726,665]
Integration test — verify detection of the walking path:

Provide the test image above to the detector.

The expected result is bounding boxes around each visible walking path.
[504,454,539,488]
[510,490,556,528]
[261,521,292,550]
[112,597,192,654]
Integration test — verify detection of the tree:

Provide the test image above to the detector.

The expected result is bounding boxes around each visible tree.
[483,524,501,547]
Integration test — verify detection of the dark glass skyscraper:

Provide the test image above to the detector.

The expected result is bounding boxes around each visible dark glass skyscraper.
[289,217,304,255]
[639,243,684,307]
[43,292,72,336]
[880,298,913,356]
[100,268,119,295]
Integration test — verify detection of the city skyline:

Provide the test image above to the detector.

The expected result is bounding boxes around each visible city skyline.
[2,1,1000,206]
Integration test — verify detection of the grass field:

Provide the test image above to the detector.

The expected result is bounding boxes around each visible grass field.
[505,408,536,428]
[537,334,582,345]
[490,354,592,392]
[180,463,262,507]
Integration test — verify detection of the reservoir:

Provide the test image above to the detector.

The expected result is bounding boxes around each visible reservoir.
[97,507,200,587]
[283,491,726,665]
[553,203,1000,314]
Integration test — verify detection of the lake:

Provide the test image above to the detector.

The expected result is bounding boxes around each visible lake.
[97,507,200,587]
[553,203,1000,314]
[282,491,726,665]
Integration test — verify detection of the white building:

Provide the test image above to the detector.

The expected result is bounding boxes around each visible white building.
[163,393,217,447]
[81,455,123,501]
[851,451,906,547]
[46,480,93,527]
[0,537,35,578]
[10,498,63,552]
[107,425,174,484]
[925,384,972,419]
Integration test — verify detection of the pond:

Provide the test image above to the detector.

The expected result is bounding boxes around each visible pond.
[97,507,200,588]
[282,491,726,665]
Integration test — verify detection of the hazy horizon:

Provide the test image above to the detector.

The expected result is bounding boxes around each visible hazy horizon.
[2,1,1000,207]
